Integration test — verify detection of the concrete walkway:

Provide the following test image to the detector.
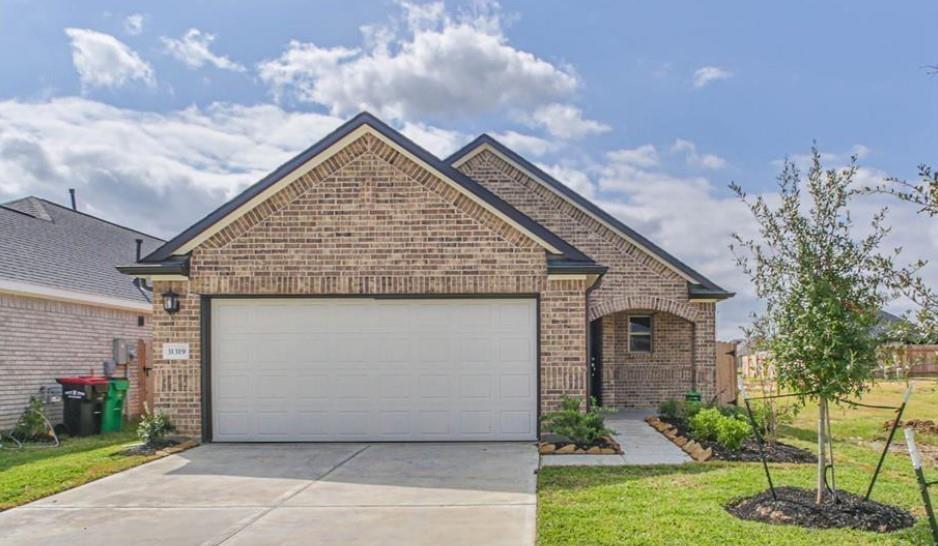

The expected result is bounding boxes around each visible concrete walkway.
[541,409,691,466]
[0,443,538,546]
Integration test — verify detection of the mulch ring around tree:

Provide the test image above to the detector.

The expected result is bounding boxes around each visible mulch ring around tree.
[538,434,622,455]
[647,416,815,463]
[727,487,916,533]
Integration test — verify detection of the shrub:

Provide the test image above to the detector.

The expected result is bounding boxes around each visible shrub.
[679,400,705,421]
[13,397,51,441]
[137,410,175,445]
[658,399,704,422]
[715,415,752,450]
[689,408,723,442]
[541,396,614,448]
[717,404,746,420]
[689,407,753,450]
[658,399,681,420]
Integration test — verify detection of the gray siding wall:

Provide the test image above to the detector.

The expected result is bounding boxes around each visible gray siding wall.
[0,292,150,430]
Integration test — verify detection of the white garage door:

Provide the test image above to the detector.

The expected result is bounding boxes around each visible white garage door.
[210,298,537,442]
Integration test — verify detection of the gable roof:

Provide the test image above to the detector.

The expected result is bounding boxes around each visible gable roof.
[0,197,164,305]
[446,134,732,300]
[134,112,603,275]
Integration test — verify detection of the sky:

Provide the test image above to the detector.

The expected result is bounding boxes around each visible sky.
[1,0,936,338]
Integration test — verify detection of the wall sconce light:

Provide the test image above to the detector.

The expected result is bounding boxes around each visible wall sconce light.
[162,290,180,315]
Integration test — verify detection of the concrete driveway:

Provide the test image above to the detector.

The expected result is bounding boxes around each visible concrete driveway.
[0,443,537,546]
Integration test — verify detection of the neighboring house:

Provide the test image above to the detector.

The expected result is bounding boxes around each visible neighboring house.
[119,113,732,442]
[0,196,163,430]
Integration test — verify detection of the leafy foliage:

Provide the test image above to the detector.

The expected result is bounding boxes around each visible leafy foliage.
[12,398,51,441]
[731,149,899,402]
[690,408,753,451]
[657,399,703,422]
[541,396,614,448]
[137,410,175,446]
[731,148,910,500]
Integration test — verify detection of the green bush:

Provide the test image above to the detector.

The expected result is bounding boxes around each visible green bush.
[541,396,614,448]
[689,408,723,441]
[137,410,175,445]
[13,397,51,441]
[658,399,704,422]
[658,399,681,420]
[715,415,752,450]
[689,407,752,450]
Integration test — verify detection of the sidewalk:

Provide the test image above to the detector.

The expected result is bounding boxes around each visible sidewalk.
[540,409,691,467]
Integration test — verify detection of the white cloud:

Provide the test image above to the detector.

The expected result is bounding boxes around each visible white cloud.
[537,162,595,199]
[257,1,579,119]
[491,130,556,157]
[606,144,659,168]
[0,98,484,238]
[399,121,468,157]
[161,28,246,72]
[671,139,727,169]
[524,103,609,140]
[124,14,144,36]
[64,28,155,89]
[692,65,733,88]
[521,142,934,339]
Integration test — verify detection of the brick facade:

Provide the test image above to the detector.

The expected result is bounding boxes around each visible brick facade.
[0,292,148,429]
[456,150,717,406]
[150,133,590,438]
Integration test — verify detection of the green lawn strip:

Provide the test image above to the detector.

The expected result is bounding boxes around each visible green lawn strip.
[538,381,938,546]
[0,430,157,510]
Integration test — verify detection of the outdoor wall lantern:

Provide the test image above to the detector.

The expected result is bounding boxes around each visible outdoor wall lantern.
[162,290,180,315]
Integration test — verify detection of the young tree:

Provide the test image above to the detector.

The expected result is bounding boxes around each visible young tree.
[869,165,938,341]
[731,148,900,503]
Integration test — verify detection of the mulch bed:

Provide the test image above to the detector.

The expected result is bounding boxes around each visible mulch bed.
[727,486,916,532]
[539,434,622,455]
[650,416,815,463]
[884,419,938,435]
[119,437,196,457]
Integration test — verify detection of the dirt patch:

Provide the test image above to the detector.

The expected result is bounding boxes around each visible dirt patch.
[539,435,622,455]
[651,416,815,463]
[727,486,916,532]
[884,419,938,435]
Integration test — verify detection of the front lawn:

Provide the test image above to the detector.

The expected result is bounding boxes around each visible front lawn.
[0,429,158,510]
[538,379,938,545]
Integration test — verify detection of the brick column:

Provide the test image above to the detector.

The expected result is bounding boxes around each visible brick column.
[539,278,589,413]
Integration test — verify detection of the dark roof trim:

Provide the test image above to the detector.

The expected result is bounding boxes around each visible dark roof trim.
[689,285,735,300]
[117,255,190,277]
[142,112,595,267]
[446,134,732,299]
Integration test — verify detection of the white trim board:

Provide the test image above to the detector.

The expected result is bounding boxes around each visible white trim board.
[0,278,152,313]
[176,125,563,257]
[452,143,697,284]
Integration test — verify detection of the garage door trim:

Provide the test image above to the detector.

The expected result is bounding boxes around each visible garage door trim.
[199,294,541,443]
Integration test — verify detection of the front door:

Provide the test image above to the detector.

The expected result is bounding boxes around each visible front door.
[589,319,603,406]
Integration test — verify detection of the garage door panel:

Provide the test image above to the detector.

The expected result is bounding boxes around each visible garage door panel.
[211,298,537,442]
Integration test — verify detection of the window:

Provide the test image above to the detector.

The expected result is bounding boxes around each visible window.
[628,315,652,353]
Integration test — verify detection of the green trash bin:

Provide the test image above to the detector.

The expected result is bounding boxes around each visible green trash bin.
[101,378,129,433]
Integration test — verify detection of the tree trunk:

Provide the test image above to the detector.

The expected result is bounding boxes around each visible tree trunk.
[816,398,827,504]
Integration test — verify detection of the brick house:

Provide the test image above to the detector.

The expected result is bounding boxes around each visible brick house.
[0,197,162,430]
[120,113,732,442]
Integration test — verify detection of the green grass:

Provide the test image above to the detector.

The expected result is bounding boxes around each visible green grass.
[538,379,938,545]
[0,429,158,510]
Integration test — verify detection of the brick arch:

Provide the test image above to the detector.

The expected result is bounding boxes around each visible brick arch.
[589,295,700,323]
